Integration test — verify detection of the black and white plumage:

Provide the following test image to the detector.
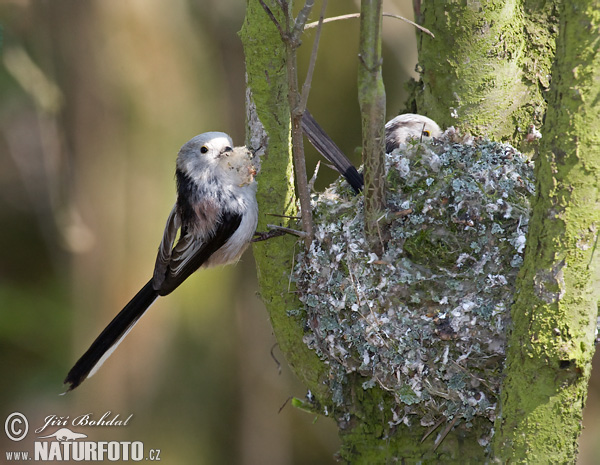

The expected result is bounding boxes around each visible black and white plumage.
[64,132,258,391]
[301,109,364,194]
[302,111,442,193]
[384,113,442,153]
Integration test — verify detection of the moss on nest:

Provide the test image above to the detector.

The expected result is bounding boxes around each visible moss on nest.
[293,129,535,440]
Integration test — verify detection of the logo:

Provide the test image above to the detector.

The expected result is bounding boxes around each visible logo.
[3,411,162,462]
[37,427,87,441]
[4,412,28,442]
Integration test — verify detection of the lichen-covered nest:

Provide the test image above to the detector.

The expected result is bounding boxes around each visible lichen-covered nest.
[293,129,535,432]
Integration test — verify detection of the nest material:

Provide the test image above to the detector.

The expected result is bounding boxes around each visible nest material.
[294,129,535,432]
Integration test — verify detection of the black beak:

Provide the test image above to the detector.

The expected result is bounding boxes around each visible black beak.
[219,146,233,158]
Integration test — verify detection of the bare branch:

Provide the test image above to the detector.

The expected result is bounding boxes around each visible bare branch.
[276,0,291,32]
[308,160,321,192]
[291,0,315,41]
[299,0,328,113]
[358,0,386,255]
[305,12,435,38]
[258,0,286,39]
[282,0,318,246]
[267,224,308,238]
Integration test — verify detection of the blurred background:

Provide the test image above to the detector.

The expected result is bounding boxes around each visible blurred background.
[0,1,598,464]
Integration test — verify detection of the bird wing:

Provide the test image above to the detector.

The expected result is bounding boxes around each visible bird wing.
[157,210,243,296]
[152,204,181,289]
[385,118,405,153]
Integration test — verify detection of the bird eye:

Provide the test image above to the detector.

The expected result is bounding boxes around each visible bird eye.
[423,130,431,137]
[200,146,209,154]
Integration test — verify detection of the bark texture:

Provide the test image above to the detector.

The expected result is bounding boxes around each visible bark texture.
[416,0,558,148]
[493,2,600,461]
[358,0,387,253]
[240,0,331,402]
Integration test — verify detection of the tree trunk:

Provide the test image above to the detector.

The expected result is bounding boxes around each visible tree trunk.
[358,0,387,253]
[240,0,331,402]
[416,0,558,148]
[492,1,600,461]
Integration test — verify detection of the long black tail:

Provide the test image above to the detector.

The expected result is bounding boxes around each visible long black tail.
[301,109,364,193]
[64,280,158,391]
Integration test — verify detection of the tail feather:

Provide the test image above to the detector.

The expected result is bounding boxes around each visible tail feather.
[64,280,158,391]
[301,109,364,193]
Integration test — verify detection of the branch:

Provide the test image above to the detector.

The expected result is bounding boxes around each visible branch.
[258,0,286,39]
[256,0,316,247]
[291,0,315,42]
[299,0,328,113]
[285,0,316,247]
[305,12,435,38]
[240,0,331,404]
[358,0,386,255]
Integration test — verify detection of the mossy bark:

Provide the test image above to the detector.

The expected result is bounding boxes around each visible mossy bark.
[358,0,387,253]
[492,1,600,462]
[336,385,489,464]
[415,0,558,149]
[417,0,600,462]
[240,0,330,402]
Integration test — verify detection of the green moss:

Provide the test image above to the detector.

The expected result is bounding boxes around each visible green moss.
[412,0,559,149]
[403,227,461,268]
[240,1,331,404]
[493,2,600,462]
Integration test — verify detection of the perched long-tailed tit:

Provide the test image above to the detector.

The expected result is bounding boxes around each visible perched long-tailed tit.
[302,111,442,193]
[64,132,258,391]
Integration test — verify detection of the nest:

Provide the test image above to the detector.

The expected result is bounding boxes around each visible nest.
[293,129,535,436]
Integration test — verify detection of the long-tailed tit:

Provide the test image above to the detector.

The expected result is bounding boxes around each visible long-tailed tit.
[384,113,442,153]
[302,111,442,193]
[64,132,258,391]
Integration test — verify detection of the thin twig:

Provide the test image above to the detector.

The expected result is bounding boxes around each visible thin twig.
[267,224,308,238]
[278,396,293,414]
[285,1,315,247]
[277,0,291,34]
[420,417,445,443]
[262,0,315,247]
[305,12,435,38]
[308,160,321,192]
[291,0,315,41]
[434,416,459,451]
[252,229,287,242]
[270,343,282,375]
[288,241,298,293]
[258,0,286,39]
[299,0,327,113]
[267,213,302,220]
